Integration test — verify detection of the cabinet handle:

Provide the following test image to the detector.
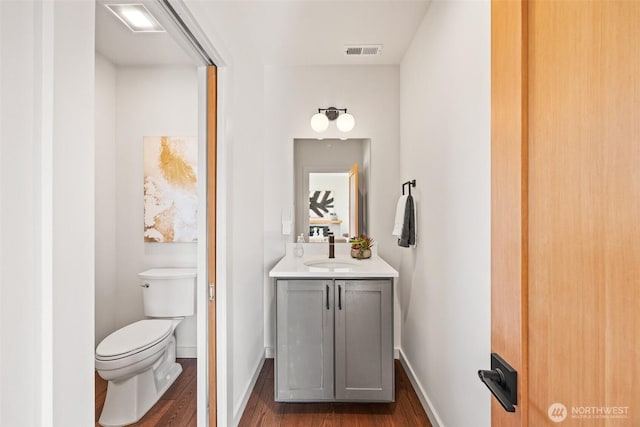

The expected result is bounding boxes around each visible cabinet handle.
[338,284,342,310]
[326,284,330,310]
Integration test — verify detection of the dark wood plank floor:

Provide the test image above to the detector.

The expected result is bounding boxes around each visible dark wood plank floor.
[238,359,433,427]
[95,358,197,427]
[97,358,431,427]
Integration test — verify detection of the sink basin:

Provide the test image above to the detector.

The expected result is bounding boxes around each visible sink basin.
[303,259,357,270]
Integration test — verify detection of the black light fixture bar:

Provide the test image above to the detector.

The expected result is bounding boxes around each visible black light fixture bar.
[318,107,348,121]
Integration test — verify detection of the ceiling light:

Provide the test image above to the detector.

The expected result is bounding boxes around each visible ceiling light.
[122,9,153,29]
[105,4,165,33]
[310,107,355,133]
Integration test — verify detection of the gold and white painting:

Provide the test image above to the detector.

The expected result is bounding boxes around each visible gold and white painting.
[144,136,197,242]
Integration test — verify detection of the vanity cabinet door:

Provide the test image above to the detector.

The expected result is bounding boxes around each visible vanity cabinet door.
[275,279,334,401]
[334,280,394,401]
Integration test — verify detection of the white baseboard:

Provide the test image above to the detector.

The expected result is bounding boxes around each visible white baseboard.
[399,349,445,427]
[177,345,197,358]
[265,346,274,358]
[232,350,266,427]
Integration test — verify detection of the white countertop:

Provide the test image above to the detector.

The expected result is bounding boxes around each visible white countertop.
[269,243,399,279]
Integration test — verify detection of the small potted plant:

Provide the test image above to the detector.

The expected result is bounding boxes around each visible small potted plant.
[349,235,374,259]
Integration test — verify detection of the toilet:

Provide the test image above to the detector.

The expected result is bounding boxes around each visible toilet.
[95,268,196,427]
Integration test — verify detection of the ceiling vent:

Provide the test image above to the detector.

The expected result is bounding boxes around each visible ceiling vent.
[344,44,383,57]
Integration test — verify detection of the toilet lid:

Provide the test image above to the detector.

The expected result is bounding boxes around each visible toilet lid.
[96,319,173,358]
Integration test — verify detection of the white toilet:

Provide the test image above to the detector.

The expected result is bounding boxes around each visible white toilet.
[95,268,196,427]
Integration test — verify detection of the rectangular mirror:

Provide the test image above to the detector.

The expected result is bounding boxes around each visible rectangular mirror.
[294,138,370,242]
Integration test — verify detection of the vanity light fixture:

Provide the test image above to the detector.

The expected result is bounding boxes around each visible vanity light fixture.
[310,107,355,133]
[105,4,165,33]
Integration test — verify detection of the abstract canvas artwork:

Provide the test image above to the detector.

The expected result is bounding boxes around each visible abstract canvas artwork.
[309,190,334,218]
[144,136,197,242]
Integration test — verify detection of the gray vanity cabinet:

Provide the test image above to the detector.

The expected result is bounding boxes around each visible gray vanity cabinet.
[334,280,394,401]
[275,278,394,402]
[276,279,334,401]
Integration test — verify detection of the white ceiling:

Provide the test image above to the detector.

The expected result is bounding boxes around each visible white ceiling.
[95,0,197,66]
[96,0,431,67]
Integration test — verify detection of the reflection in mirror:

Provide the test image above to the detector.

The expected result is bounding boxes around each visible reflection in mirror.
[309,172,349,241]
[294,138,370,242]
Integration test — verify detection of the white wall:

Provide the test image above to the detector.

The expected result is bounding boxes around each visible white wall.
[263,65,401,359]
[112,65,199,356]
[399,1,491,426]
[51,3,96,423]
[0,1,95,425]
[176,4,267,422]
[1,3,40,424]
[95,54,117,345]
[226,58,266,423]
[0,4,3,422]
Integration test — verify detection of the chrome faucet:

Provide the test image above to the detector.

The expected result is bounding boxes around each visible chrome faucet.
[328,234,335,258]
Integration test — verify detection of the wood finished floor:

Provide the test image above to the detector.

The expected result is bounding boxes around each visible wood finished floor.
[96,358,432,427]
[95,358,197,427]
[238,359,433,427]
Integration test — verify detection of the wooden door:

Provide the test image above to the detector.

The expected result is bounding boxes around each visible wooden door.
[492,1,640,426]
[207,65,217,427]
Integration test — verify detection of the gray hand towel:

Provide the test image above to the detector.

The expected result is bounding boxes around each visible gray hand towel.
[398,194,415,247]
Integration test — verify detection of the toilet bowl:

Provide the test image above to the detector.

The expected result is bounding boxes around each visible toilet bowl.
[95,268,196,427]
[96,319,175,380]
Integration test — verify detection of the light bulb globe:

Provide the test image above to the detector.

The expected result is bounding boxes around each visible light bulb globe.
[310,113,329,132]
[336,112,355,132]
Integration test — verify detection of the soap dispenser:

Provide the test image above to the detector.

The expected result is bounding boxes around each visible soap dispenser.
[295,234,305,257]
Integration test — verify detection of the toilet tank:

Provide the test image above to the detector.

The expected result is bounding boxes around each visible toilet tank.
[138,268,196,317]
